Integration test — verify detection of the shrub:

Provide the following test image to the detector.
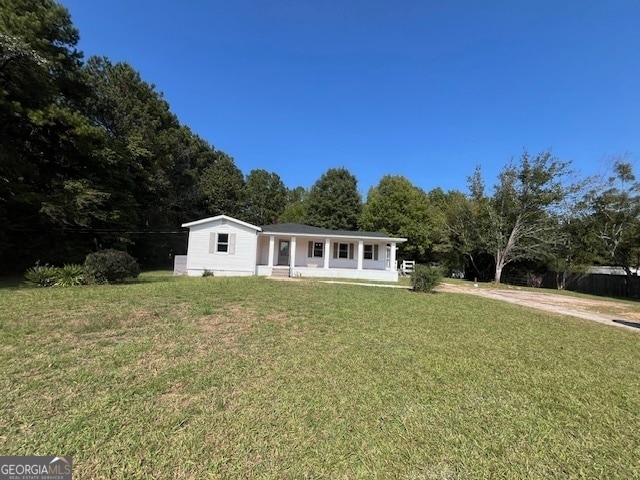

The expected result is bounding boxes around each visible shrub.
[202,269,214,277]
[55,264,85,287]
[24,263,59,287]
[84,249,140,284]
[411,264,443,293]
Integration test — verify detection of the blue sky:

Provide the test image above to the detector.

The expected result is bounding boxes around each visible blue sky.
[60,0,640,196]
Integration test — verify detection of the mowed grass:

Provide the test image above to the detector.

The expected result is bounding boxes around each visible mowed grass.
[0,273,638,479]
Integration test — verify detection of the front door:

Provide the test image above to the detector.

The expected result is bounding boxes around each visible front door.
[278,240,290,265]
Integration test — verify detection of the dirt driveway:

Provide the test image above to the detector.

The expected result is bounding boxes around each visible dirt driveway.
[438,283,640,333]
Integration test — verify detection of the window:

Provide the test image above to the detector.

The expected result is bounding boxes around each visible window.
[217,233,229,252]
[209,232,236,254]
[333,242,354,259]
[308,241,324,258]
[364,244,379,260]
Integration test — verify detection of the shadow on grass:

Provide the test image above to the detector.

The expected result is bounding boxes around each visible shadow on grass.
[612,319,640,329]
[0,277,26,290]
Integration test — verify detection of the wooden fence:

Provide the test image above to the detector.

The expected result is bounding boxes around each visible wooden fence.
[503,271,640,298]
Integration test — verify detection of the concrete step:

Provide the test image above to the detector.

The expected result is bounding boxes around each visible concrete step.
[271,267,290,278]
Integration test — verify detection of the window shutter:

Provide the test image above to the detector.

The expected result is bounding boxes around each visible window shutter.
[374,244,379,261]
[228,233,236,254]
[333,242,338,259]
[308,241,313,257]
[349,243,354,260]
[209,233,216,254]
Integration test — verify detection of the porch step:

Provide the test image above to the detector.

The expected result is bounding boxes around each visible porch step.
[271,267,290,278]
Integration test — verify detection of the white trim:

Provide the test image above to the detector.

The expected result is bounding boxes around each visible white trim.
[182,215,261,231]
[260,231,406,242]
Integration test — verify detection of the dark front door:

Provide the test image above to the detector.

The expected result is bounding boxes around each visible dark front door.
[278,240,290,265]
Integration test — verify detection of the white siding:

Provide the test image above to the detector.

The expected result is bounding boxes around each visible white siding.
[362,242,387,270]
[185,219,258,276]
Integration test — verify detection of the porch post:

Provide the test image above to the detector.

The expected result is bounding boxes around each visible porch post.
[267,235,275,267]
[357,240,364,270]
[390,242,397,271]
[290,236,297,269]
[324,238,330,269]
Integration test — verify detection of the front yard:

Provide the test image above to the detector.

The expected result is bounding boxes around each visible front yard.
[1,272,638,478]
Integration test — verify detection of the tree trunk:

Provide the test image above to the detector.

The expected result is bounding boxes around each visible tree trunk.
[494,252,505,283]
[466,252,482,279]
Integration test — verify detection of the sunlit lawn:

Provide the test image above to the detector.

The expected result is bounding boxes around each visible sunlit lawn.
[1,272,638,478]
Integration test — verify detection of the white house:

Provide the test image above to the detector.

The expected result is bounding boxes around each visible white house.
[179,215,407,282]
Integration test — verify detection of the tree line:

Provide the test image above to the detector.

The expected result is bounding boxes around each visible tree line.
[2,1,639,291]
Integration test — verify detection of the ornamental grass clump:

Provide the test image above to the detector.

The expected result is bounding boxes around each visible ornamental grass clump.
[24,263,85,287]
[55,264,85,287]
[411,264,442,292]
[24,263,60,287]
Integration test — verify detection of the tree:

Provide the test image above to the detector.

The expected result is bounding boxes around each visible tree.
[470,150,572,283]
[438,189,483,277]
[198,151,245,218]
[0,1,242,271]
[583,156,640,294]
[305,167,362,230]
[0,0,103,267]
[244,169,287,225]
[360,175,435,261]
[279,186,308,223]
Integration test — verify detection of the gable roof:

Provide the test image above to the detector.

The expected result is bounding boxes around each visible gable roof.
[260,223,406,242]
[181,215,261,231]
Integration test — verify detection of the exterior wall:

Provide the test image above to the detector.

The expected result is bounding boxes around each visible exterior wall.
[294,237,325,267]
[327,240,387,270]
[256,236,271,265]
[173,255,187,275]
[185,219,258,276]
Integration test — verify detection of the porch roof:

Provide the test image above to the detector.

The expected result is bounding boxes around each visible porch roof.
[260,223,406,242]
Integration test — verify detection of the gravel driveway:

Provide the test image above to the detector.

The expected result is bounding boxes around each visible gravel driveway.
[438,283,640,332]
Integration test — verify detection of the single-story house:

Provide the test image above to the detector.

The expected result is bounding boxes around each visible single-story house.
[178,215,407,282]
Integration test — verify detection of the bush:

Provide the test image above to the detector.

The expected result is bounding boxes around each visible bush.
[411,264,443,293]
[24,263,59,287]
[202,269,214,277]
[55,264,85,287]
[84,249,140,284]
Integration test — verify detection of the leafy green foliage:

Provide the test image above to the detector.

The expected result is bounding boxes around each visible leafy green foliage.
[197,151,246,217]
[305,167,362,230]
[24,263,59,287]
[279,186,308,223]
[84,249,140,284]
[55,264,85,287]
[585,158,640,268]
[360,175,440,262]
[458,151,573,283]
[411,264,442,292]
[243,169,287,225]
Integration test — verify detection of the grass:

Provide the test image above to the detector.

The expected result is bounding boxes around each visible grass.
[1,272,639,479]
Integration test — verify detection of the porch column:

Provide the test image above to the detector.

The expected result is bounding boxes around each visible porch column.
[357,240,364,270]
[324,238,330,269]
[267,235,275,267]
[290,236,297,269]
[390,242,397,271]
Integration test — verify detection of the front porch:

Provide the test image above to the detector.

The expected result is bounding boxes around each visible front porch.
[255,233,400,282]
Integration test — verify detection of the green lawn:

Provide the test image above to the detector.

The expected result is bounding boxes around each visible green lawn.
[1,272,638,479]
